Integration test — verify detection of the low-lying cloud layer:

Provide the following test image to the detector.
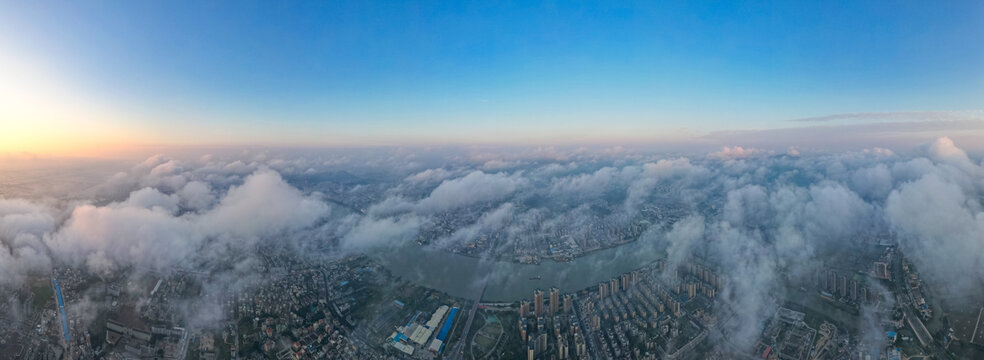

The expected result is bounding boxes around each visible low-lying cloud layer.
[1,138,983,349]
[3,168,329,281]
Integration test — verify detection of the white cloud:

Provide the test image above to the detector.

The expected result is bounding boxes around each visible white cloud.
[710,146,762,159]
[178,181,216,211]
[121,187,180,214]
[0,199,57,285]
[199,170,329,239]
[48,204,200,275]
[405,168,455,183]
[417,171,527,212]
[340,215,424,250]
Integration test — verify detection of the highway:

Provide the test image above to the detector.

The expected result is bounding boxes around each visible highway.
[319,268,353,328]
[447,234,503,360]
[448,258,493,360]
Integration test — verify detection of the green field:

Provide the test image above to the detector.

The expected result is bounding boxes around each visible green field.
[29,277,53,310]
[469,311,505,359]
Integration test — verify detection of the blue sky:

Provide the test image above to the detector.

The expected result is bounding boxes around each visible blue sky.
[1,1,982,153]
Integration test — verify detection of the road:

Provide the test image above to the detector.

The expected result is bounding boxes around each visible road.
[448,258,493,360]
[893,255,948,359]
[447,233,506,360]
[573,298,602,360]
[319,268,353,328]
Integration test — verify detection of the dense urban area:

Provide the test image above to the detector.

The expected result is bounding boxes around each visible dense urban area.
[3,227,983,359]
[3,139,984,360]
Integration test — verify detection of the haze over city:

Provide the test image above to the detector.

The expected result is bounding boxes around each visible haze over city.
[1,2,983,360]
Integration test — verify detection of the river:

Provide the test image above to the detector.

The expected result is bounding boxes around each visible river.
[374,237,667,302]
